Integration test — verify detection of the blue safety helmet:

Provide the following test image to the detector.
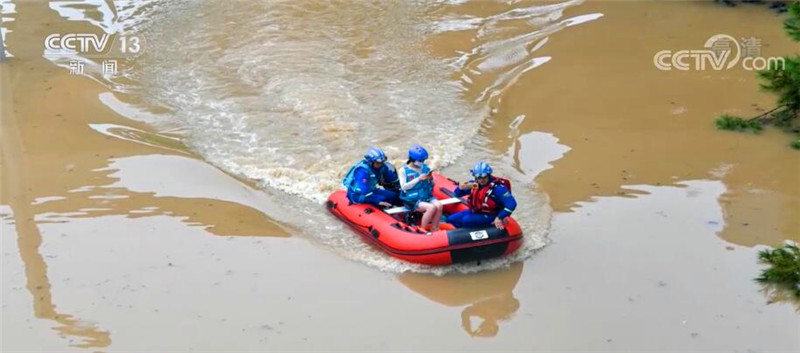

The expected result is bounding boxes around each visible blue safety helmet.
[364,147,387,163]
[471,161,493,178]
[408,144,428,161]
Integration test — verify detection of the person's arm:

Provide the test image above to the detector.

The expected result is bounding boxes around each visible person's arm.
[351,167,371,195]
[494,185,517,219]
[398,167,422,191]
[453,180,474,197]
[453,185,469,197]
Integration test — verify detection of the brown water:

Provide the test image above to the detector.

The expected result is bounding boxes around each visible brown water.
[2,0,799,352]
[492,0,800,247]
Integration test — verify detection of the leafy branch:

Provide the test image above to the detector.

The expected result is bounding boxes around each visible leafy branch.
[714,1,800,149]
[757,242,800,298]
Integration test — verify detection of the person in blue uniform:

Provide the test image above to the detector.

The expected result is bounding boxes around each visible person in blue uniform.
[398,144,443,231]
[342,147,400,207]
[447,161,517,229]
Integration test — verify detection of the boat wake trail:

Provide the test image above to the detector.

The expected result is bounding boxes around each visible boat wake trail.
[68,0,601,273]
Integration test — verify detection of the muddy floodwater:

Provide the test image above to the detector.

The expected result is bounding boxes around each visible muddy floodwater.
[2,0,799,352]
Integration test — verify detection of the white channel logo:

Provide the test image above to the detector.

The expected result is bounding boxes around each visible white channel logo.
[44,33,141,57]
[654,34,785,71]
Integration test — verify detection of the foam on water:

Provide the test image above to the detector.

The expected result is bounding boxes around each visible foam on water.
[48,0,602,273]
[133,1,488,204]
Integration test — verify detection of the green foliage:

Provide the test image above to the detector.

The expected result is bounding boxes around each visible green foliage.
[785,2,800,41]
[791,135,800,149]
[718,3,800,149]
[756,242,800,297]
[771,107,797,127]
[757,55,800,112]
[715,0,793,13]
[715,114,763,132]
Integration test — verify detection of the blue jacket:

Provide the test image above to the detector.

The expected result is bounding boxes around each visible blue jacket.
[342,160,399,202]
[453,181,517,219]
[400,164,432,203]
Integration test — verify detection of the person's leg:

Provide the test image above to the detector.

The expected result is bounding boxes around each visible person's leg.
[430,200,443,230]
[373,188,399,205]
[461,212,495,228]
[362,191,391,207]
[416,202,436,229]
[446,209,470,228]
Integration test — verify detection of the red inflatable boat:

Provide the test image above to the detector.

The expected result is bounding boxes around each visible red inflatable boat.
[326,173,523,265]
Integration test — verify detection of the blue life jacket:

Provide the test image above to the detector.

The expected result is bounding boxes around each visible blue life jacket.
[400,164,432,203]
[342,160,378,194]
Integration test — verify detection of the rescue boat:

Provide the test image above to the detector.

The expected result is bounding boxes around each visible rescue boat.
[325,173,523,265]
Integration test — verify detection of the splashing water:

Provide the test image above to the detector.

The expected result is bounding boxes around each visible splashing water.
[49,0,604,273]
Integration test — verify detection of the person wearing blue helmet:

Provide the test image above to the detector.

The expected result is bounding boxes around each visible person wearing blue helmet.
[398,144,443,231]
[447,161,517,230]
[342,146,400,207]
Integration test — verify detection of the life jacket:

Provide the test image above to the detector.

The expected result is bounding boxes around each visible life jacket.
[469,176,512,213]
[342,160,378,193]
[400,163,432,203]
